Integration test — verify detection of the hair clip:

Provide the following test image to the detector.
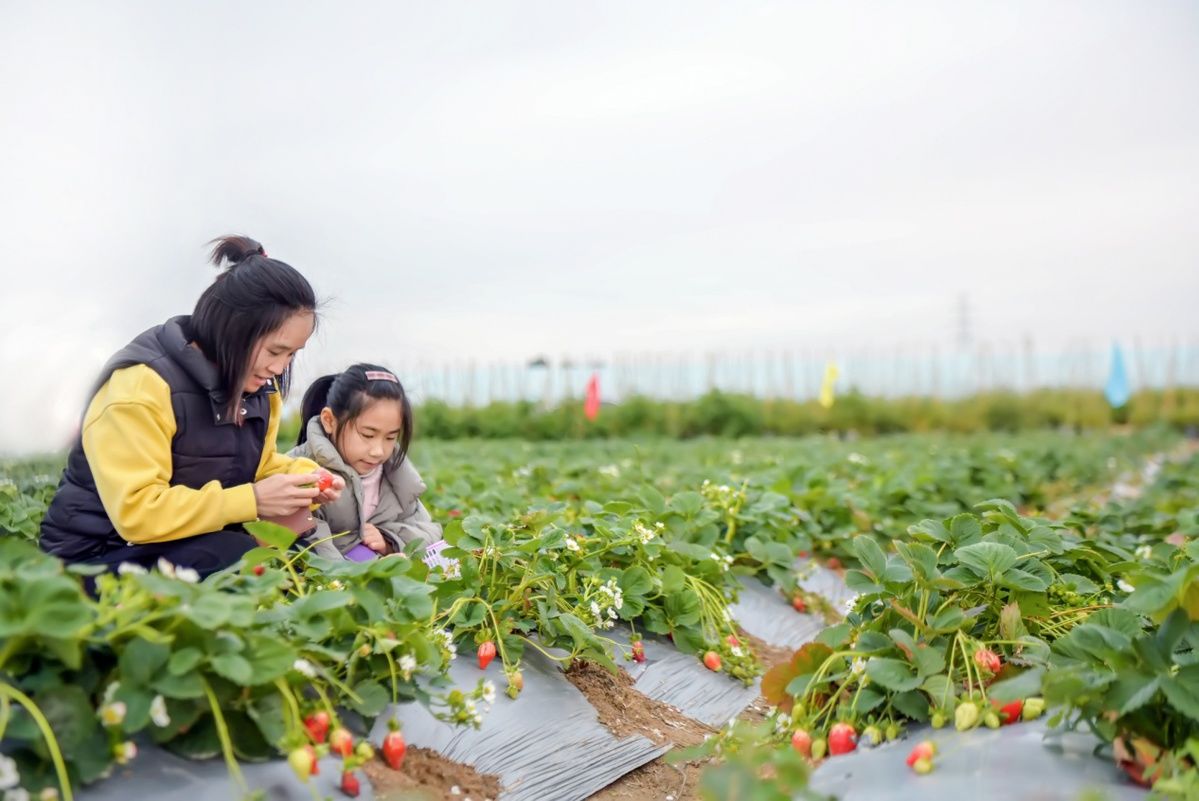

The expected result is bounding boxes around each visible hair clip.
[364,370,399,383]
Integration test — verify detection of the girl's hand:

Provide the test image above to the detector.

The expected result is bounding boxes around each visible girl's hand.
[253,474,320,518]
[362,523,388,553]
[314,471,345,506]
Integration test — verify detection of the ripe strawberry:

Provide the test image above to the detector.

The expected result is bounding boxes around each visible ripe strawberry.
[825,557,842,570]
[725,635,741,647]
[828,722,857,755]
[252,564,265,576]
[906,740,936,767]
[973,647,1001,675]
[477,640,497,670]
[702,651,722,671]
[791,729,812,757]
[447,509,462,518]
[288,746,314,782]
[791,595,807,613]
[382,726,406,770]
[631,640,646,663]
[304,711,330,743]
[340,770,360,797]
[316,472,334,492]
[330,727,353,757]
[307,745,320,776]
[996,699,1023,725]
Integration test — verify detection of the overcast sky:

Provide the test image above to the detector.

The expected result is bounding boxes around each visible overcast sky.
[2,1,1197,452]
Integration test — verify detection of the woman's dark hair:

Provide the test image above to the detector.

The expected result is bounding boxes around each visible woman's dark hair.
[191,235,317,423]
[297,363,414,467]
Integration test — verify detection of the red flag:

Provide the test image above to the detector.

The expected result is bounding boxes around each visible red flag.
[584,372,601,421]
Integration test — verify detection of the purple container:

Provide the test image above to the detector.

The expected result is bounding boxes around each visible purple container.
[344,543,378,562]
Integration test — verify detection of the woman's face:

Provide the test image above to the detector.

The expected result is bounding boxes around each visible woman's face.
[243,311,315,393]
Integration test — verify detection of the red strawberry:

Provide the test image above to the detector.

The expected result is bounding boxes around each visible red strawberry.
[974,648,1002,675]
[825,557,843,570]
[307,745,320,776]
[703,651,722,671]
[631,640,646,663]
[828,722,857,756]
[791,729,812,757]
[330,727,353,757]
[726,635,741,647]
[448,509,462,518]
[478,641,497,670]
[288,746,314,782]
[792,595,807,613]
[996,699,1023,725]
[382,726,406,770]
[304,711,330,744]
[316,472,334,492]
[253,564,265,576]
[906,740,936,767]
[340,770,360,797]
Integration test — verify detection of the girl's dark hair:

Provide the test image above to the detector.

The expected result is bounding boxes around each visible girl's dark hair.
[297,363,414,467]
[191,235,317,423]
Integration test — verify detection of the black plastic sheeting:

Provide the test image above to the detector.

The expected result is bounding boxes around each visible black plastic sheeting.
[810,720,1148,801]
[371,644,668,801]
[73,745,364,801]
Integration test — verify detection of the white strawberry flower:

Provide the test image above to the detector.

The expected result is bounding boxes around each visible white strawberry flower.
[1117,579,1135,593]
[175,566,200,584]
[851,658,866,676]
[102,681,120,704]
[5,790,30,801]
[731,646,743,658]
[292,659,317,678]
[399,654,418,676]
[1135,545,1152,560]
[0,755,19,790]
[156,558,177,578]
[565,538,580,552]
[482,681,496,704]
[100,701,127,727]
[150,695,170,727]
[117,562,147,576]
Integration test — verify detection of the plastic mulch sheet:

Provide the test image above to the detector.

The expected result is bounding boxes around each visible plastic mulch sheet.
[809,720,1148,801]
[370,644,668,801]
[72,745,364,801]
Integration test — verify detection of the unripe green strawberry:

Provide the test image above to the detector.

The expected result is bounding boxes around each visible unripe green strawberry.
[811,738,827,760]
[931,712,947,729]
[1022,697,1046,720]
[955,701,980,731]
[984,711,1001,729]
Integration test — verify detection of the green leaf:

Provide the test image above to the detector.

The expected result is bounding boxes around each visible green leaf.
[664,589,702,628]
[816,623,852,649]
[1161,670,1199,720]
[1001,568,1049,592]
[660,565,687,594]
[864,657,920,692]
[620,566,654,597]
[1110,673,1161,715]
[119,637,171,686]
[169,647,205,676]
[954,542,1017,578]
[930,606,965,632]
[853,536,887,580]
[242,635,298,685]
[347,680,391,717]
[949,514,983,547]
[668,491,704,516]
[896,541,940,583]
[243,520,298,550]
[211,653,253,685]
[988,668,1045,704]
[183,592,235,629]
[851,687,885,714]
[913,646,945,677]
[892,690,930,721]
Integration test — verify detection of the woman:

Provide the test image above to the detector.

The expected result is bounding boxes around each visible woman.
[40,235,344,577]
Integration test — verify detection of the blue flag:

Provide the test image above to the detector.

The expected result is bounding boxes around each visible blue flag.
[1104,343,1131,408]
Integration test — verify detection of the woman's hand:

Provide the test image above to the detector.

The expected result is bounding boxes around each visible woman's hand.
[253,474,320,518]
[362,523,389,553]
[314,471,345,506]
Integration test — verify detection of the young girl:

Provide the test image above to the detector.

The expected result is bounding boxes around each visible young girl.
[40,235,344,578]
[290,364,441,561]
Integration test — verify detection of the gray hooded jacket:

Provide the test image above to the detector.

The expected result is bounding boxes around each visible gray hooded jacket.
[288,417,441,560]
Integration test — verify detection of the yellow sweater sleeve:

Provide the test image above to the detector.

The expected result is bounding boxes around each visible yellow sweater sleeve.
[256,392,318,479]
[82,365,259,544]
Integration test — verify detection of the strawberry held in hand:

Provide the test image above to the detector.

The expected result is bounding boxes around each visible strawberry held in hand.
[316,471,335,492]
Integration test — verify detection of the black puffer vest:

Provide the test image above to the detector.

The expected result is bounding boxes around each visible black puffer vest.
[40,316,273,560]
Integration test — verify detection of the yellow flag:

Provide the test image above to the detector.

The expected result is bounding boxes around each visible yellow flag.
[819,362,839,409]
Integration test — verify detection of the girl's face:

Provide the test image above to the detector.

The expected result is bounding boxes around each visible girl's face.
[321,398,404,475]
[243,312,315,394]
